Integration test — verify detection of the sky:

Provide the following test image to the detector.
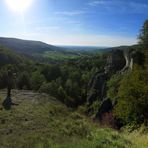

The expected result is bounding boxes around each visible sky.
[0,0,148,46]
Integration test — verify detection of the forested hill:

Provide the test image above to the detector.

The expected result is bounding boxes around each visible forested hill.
[0,37,87,62]
[0,45,33,67]
[0,37,62,54]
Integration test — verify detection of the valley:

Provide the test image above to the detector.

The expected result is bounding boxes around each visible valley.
[0,20,148,148]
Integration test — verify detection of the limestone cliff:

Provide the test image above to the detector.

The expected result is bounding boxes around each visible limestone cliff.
[87,48,144,122]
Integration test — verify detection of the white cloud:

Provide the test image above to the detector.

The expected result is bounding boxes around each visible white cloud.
[54,10,86,16]
[129,2,148,13]
[88,0,105,6]
[35,26,60,31]
[88,0,148,14]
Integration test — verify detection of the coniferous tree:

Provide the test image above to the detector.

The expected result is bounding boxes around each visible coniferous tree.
[139,19,148,50]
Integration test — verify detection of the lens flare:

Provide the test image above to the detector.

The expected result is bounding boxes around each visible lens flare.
[6,0,33,12]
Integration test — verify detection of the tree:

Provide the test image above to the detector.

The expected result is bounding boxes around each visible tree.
[139,19,148,49]
[57,86,67,102]
[39,81,59,96]
[31,71,45,91]
[114,66,148,124]
[107,74,123,101]
[17,72,31,90]
[41,65,61,82]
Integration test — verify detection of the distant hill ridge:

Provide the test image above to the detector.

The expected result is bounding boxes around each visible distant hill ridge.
[0,37,61,55]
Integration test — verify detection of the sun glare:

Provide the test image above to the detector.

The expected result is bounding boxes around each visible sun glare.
[6,0,33,12]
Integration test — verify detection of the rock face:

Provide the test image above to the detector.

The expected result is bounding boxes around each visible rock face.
[87,72,108,105]
[87,50,126,107]
[95,98,113,120]
[87,48,144,123]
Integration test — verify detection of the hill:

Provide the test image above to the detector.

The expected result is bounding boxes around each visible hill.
[0,37,114,63]
[0,89,147,148]
[0,37,85,62]
[0,37,60,54]
[0,45,32,67]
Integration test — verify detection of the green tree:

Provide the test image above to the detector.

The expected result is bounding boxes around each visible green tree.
[139,19,148,49]
[114,66,148,124]
[31,71,45,91]
[39,81,59,97]
[17,72,31,90]
[41,65,61,82]
[107,74,123,100]
[39,82,50,94]
[57,86,67,102]
[0,65,17,89]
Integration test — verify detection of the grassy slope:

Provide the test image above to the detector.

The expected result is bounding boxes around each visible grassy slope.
[43,51,81,61]
[0,90,147,148]
[42,49,105,61]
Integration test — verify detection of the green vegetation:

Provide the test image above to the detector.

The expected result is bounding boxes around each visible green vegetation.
[0,47,106,108]
[114,66,148,124]
[0,45,31,67]
[0,20,148,147]
[0,90,147,148]
[43,51,80,61]
[139,19,148,50]
[107,73,123,101]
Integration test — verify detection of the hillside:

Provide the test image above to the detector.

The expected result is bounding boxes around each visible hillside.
[0,37,83,62]
[0,89,147,148]
[0,37,111,62]
[0,37,60,54]
[0,45,33,67]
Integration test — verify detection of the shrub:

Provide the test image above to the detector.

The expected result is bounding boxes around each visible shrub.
[17,72,31,90]
[114,66,148,124]
[107,74,123,100]
[31,71,45,91]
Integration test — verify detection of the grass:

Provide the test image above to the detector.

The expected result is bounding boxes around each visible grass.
[43,51,81,61]
[0,90,147,148]
[122,126,148,148]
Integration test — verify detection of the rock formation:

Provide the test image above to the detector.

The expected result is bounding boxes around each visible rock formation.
[87,48,144,123]
[87,49,126,107]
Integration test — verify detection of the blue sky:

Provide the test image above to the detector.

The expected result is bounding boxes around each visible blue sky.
[0,0,148,46]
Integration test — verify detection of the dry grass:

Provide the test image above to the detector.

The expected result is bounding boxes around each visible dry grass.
[123,126,148,148]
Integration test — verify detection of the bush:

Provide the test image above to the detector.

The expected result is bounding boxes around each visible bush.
[107,74,123,101]
[114,66,148,124]
[39,82,51,94]
[17,72,31,90]
[31,71,45,91]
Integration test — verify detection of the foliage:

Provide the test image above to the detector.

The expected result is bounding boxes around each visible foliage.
[1,90,147,148]
[139,19,148,49]
[43,51,80,61]
[31,71,46,91]
[17,72,31,90]
[114,66,148,124]
[0,43,107,108]
[107,73,123,100]
[40,65,61,81]
[0,64,17,89]
[57,86,67,102]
